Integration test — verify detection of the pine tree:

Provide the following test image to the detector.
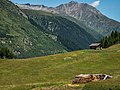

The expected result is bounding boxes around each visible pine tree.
[100,31,120,48]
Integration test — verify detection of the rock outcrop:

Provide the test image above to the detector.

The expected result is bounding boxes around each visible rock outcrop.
[72,74,112,84]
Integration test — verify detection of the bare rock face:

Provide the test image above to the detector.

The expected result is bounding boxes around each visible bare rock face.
[16,4,57,13]
[72,74,112,84]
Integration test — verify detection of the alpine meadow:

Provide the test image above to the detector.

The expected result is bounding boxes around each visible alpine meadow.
[0,0,120,90]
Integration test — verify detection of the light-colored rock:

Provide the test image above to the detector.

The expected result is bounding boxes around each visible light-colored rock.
[72,74,112,84]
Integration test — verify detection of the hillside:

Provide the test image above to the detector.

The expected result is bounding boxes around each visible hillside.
[0,44,120,90]
[22,9,96,50]
[0,0,67,58]
[62,15,103,40]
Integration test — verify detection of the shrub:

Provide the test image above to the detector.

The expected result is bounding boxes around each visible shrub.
[0,47,14,59]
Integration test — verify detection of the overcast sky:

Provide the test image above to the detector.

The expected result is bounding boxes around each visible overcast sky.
[11,0,120,22]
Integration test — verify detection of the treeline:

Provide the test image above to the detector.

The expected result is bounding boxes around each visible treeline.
[100,31,120,48]
[0,47,14,59]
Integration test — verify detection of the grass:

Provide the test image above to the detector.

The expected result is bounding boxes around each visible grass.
[0,44,120,90]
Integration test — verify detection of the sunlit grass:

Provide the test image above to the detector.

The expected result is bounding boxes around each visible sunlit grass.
[0,44,120,90]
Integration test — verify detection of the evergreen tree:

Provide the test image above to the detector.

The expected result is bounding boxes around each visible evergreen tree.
[100,31,120,48]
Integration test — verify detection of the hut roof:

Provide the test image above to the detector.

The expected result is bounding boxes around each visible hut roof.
[89,43,101,47]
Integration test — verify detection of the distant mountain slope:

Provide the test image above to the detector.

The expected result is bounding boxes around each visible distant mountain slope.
[0,0,67,58]
[62,15,103,39]
[17,1,120,36]
[56,1,120,36]
[22,9,97,50]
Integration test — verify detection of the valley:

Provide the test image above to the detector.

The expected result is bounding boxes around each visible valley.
[0,0,120,90]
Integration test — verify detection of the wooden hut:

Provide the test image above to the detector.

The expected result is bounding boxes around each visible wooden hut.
[89,43,102,50]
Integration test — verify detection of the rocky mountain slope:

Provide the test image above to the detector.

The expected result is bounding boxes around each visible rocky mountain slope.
[55,1,120,36]
[17,1,120,36]
[0,0,67,58]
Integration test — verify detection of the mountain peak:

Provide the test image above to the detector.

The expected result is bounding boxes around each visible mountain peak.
[68,1,89,6]
[69,1,78,4]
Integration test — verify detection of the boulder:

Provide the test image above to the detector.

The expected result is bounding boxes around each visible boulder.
[72,74,112,84]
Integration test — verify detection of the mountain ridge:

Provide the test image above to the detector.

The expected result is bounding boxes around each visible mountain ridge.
[17,1,120,36]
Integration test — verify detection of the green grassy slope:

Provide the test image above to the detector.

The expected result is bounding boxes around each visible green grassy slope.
[0,44,120,90]
[0,0,67,58]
